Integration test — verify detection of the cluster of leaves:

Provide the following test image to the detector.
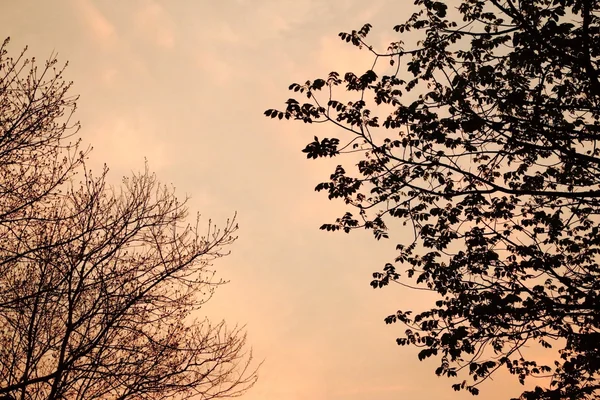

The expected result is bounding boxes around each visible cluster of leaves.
[0,39,256,400]
[267,0,600,398]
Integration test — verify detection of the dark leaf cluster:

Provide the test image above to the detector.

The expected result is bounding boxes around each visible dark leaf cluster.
[268,0,600,398]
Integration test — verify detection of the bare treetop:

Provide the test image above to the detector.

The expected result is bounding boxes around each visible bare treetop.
[1,37,257,400]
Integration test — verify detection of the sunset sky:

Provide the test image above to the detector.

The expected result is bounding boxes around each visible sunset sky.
[2,2,529,399]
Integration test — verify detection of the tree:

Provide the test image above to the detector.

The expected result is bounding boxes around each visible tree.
[267,1,600,398]
[1,38,256,400]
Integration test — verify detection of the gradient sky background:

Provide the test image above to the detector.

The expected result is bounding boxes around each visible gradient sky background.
[1,1,538,399]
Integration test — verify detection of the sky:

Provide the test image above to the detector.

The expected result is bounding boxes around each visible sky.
[1,1,533,399]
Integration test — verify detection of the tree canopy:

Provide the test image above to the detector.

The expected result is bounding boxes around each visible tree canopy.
[0,39,256,400]
[267,0,600,398]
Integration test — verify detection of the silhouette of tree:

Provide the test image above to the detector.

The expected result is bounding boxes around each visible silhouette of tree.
[1,38,256,400]
[267,1,600,398]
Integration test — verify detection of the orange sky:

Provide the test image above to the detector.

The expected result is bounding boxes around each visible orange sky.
[1,2,535,399]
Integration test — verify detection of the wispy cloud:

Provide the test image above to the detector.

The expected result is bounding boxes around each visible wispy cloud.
[73,0,116,46]
[195,50,236,86]
[86,111,169,173]
[134,1,175,49]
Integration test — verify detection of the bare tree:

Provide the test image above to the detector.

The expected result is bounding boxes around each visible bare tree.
[0,38,82,226]
[0,38,256,400]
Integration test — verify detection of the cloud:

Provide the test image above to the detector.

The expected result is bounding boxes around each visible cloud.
[333,383,407,397]
[215,22,241,44]
[99,67,119,86]
[73,0,116,46]
[316,34,372,74]
[134,1,175,49]
[85,111,169,175]
[195,50,236,87]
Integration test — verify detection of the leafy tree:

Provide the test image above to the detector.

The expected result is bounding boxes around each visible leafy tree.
[1,38,256,400]
[267,1,600,398]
